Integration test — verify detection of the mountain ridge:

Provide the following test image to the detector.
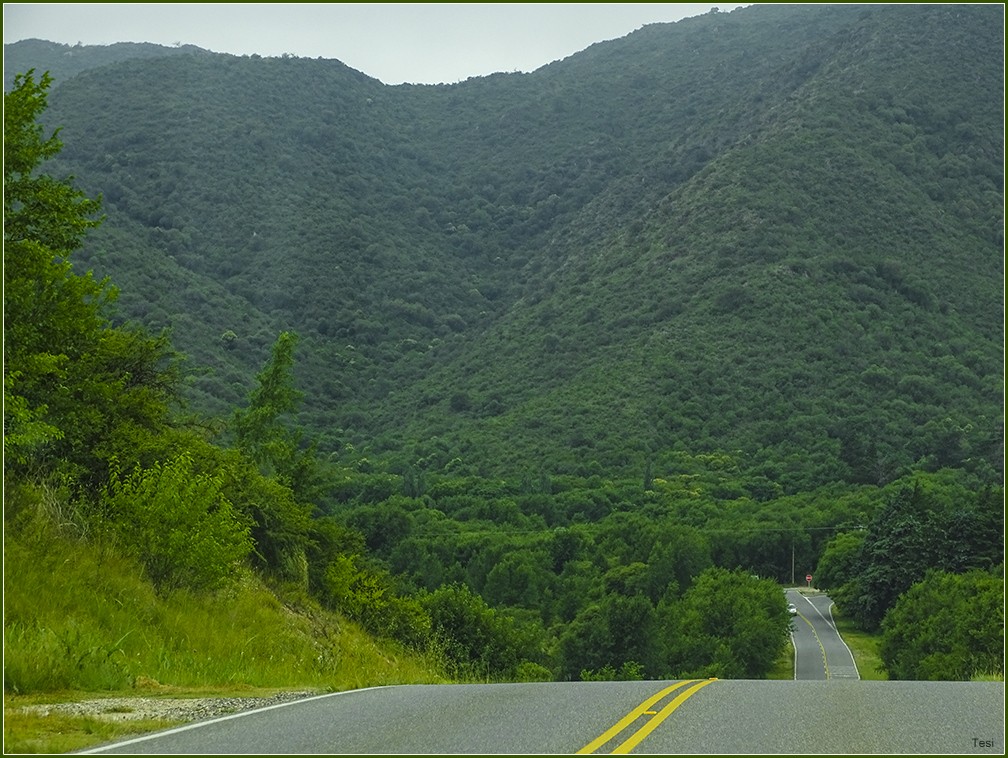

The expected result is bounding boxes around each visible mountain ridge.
[4,3,1003,491]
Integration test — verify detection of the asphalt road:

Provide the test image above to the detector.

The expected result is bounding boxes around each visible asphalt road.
[79,679,1005,754]
[787,588,860,680]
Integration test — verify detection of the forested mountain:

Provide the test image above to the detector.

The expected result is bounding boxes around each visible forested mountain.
[2,38,214,91]
[6,4,1002,492]
[4,3,1004,690]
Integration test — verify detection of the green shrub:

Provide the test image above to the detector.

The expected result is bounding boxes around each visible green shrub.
[514,661,555,682]
[101,454,252,591]
[420,583,537,680]
[880,569,1004,680]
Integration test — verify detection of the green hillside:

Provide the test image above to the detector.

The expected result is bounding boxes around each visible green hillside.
[2,38,214,91]
[3,4,1004,724]
[10,3,1001,493]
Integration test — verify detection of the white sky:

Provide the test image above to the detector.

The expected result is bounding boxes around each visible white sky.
[3,3,749,85]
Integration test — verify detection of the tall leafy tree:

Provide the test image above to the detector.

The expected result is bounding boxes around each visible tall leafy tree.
[4,70,104,469]
[842,478,1003,631]
[813,529,867,613]
[4,70,177,483]
[846,484,940,630]
[230,331,322,582]
[3,71,101,254]
[233,331,325,504]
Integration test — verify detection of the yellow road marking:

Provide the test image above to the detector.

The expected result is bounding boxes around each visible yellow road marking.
[611,679,716,754]
[577,678,716,754]
[576,680,695,754]
[797,612,830,679]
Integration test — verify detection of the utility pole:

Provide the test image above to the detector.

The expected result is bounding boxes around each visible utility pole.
[791,541,795,586]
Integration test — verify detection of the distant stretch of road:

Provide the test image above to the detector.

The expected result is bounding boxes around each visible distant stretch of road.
[787,588,860,680]
[80,679,1004,754]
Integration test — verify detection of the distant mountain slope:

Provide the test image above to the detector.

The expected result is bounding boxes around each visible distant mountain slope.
[3,38,213,90]
[383,3,1003,489]
[6,3,1002,492]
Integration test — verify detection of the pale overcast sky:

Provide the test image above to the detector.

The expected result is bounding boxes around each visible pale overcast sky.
[3,3,749,85]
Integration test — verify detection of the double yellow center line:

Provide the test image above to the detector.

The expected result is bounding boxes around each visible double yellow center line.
[577,678,717,754]
[795,611,831,678]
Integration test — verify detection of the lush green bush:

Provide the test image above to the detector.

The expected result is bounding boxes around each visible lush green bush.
[101,454,252,591]
[558,594,657,680]
[880,568,1004,680]
[420,583,550,680]
[662,567,791,679]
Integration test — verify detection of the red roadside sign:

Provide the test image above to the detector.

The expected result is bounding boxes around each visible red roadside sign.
[806,574,812,583]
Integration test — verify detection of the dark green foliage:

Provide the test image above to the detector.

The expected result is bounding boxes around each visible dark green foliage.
[880,569,1004,680]
[830,473,1004,631]
[663,567,791,679]
[8,3,1000,492]
[558,593,657,680]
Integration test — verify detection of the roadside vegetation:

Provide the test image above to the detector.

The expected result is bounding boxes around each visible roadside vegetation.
[2,707,178,756]
[813,482,1003,680]
[830,609,887,681]
[3,3,1004,752]
[3,497,444,754]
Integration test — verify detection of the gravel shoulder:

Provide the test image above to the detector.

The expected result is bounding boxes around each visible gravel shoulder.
[17,691,320,724]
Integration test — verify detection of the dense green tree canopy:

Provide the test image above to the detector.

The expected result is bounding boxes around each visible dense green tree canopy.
[7,3,1000,491]
[880,569,1004,680]
[816,475,1004,631]
[3,2,1003,686]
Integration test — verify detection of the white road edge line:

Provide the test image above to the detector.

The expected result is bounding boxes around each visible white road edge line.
[827,600,861,680]
[797,591,832,625]
[791,588,861,681]
[75,686,391,754]
[790,628,798,680]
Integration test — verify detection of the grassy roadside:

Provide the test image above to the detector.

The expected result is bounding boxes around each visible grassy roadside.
[768,590,888,681]
[767,645,795,680]
[4,698,186,755]
[830,606,888,681]
[5,624,446,755]
[3,509,449,754]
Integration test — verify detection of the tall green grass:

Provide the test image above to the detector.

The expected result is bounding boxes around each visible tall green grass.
[3,483,447,697]
[970,671,1005,682]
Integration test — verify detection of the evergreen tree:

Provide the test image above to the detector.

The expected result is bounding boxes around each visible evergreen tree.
[233,330,326,506]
